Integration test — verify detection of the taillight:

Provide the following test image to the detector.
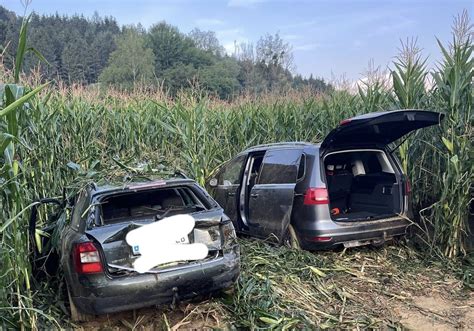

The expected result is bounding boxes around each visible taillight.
[309,236,332,242]
[221,221,237,252]
[304,187,329,205]
[405,179,412,194]
[74,242,103,274]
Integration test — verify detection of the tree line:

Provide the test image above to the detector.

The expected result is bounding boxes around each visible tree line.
[0,6,332,98]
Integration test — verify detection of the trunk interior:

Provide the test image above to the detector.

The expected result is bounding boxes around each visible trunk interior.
[86,186,223,276]
[324,150,402,222]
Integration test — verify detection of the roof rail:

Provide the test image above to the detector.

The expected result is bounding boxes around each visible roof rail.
[174,170,188,179]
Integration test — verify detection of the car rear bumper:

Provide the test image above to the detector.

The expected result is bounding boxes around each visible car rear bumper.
[298,216,409,250]
[71,250,240,315]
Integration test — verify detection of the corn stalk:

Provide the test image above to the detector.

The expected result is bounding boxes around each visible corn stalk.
[0,14,48,329]
[421,10,473,258]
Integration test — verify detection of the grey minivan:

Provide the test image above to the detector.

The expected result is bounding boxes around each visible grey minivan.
[206,110,444,250]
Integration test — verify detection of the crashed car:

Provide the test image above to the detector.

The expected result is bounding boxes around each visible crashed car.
[206,110,444,250]
[32,178,240,321]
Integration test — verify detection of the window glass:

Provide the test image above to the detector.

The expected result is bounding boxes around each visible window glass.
[258,149,302,184]
[297,153,306,181]
[219,155,245,186]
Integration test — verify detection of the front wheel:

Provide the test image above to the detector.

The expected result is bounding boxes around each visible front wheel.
[282,224,301,250]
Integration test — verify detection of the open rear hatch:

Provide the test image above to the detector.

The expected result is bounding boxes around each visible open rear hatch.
[321,110,444,222]
[321,110,444,150]
[85,186,224,275]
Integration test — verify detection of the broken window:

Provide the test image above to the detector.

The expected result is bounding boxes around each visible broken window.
[99,187,207,224]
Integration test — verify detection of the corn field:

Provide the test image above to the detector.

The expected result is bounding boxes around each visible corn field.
[0,11,472,329]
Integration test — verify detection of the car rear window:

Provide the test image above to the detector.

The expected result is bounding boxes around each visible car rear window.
[258,149,302,184]
[100,186,207,224]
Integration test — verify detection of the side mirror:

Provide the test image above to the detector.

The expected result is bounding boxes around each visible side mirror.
[209,178,218,187]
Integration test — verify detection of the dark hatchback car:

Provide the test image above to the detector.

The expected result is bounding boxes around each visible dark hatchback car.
[33,178,240,321]
[206,110,444,250]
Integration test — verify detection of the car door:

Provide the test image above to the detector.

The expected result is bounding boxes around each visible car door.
[248,149,302,240]
[28,198,65,277]
[209,154,246,230]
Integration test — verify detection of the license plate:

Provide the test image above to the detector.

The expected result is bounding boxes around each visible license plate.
[131,236,190,255]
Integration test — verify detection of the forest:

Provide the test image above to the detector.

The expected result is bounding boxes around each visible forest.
[0,5,331,98]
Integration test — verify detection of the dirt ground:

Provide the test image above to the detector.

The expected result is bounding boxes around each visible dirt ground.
[394,293,473,330]
[75,288,473,331]
[73,242,473,330]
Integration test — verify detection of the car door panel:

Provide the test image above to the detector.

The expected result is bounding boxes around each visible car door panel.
[247,149,302,240]
[209,155,246,230]
[248,183,296,239]
[214,186,240,223]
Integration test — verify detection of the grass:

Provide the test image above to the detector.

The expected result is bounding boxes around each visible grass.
[0,9,472,330]
[56,238,472,330]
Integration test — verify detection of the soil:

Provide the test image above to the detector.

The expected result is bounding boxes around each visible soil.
[73,300,230,330]
[72,242,473,330]
[76,289,473,331]
[394,293,473,330]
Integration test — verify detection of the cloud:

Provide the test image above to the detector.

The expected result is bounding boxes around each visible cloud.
[227,0,266,8]
[366,18,415,38]
[216,28,244,38]
[195,18,224,27]
[282,34,303,41]
[216,28,248,54]
[281,19,318,30]
[294,43,321,51]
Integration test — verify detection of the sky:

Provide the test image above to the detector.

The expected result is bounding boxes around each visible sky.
[2,0,473,81]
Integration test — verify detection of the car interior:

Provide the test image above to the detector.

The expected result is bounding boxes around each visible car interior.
[324,150,402,221]
[239,153,264,225]
[100,187,205,224]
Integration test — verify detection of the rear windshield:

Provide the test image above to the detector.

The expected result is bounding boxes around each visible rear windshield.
[99,186,207,224]
[324,150,395,177]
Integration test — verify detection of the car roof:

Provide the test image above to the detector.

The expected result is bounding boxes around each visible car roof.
[239,141,319,155]
[91,178,196,196]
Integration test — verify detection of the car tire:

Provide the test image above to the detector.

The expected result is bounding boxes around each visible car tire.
[370,239,386,249]
[283,224,301,250]
[222,284,236,295]
[68,287,95,322]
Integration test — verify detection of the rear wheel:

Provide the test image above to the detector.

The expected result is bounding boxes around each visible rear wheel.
[222,284,236,295]
[370,238,386,249]
[282,224,301,250]
[68,287,95,322]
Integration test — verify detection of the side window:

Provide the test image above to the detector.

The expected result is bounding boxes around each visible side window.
[297,153,306,181]
[219,155,245,186]
[258,149,302,184]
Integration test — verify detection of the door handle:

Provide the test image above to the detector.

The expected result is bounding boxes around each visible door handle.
[227,192,236,197]
[250,193,259,198]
